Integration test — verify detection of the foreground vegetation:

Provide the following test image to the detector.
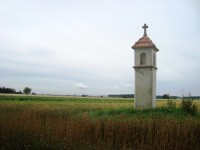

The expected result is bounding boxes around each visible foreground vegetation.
[0,95,200,149]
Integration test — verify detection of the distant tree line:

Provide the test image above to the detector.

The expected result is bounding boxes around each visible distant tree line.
[0,87,22,94]
[156,94,200,100]
[156,95,180,99]
[182,96,200,100]
[0,86,33,95]
[162,94,170,99]
[108,94,134,98]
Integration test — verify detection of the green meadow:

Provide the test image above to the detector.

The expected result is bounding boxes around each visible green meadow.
[0,94,200,149]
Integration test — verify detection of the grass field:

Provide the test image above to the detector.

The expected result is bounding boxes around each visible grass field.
[0,94,200,149]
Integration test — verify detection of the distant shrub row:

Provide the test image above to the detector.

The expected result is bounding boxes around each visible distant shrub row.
[0,86,34,95]
[0,87,22,94]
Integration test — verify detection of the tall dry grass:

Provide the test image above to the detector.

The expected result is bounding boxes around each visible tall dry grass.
[0,101,200,149]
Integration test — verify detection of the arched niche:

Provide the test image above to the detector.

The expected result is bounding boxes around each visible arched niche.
[140,53,146,65]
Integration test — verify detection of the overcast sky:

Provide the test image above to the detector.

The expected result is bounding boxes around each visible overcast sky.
[0,0,200,96]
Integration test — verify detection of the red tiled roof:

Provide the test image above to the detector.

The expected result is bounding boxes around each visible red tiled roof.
[132,36,159,51]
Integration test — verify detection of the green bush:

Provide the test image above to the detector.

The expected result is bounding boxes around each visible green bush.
[181,96,198,116]
[167,99,176,109]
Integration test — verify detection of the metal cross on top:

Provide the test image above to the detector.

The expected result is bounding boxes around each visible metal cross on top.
[142,24,148,36]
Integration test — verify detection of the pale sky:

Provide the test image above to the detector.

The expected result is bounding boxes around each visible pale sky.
[0,0,200,96]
